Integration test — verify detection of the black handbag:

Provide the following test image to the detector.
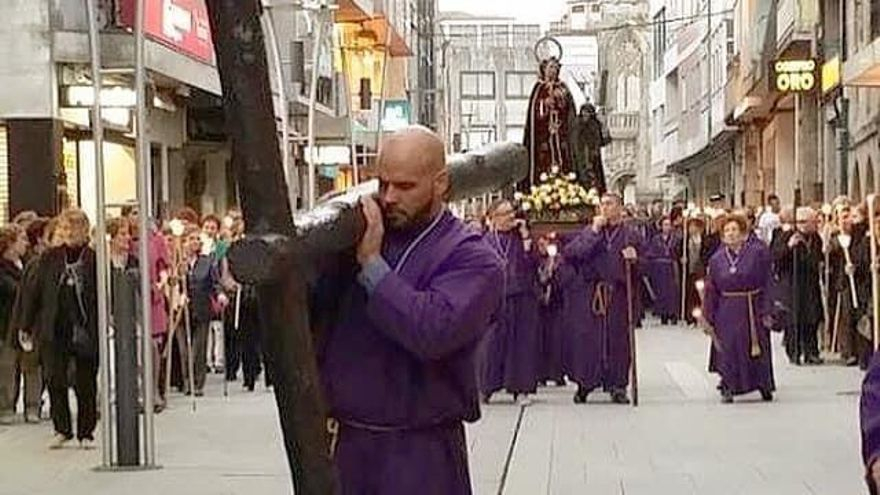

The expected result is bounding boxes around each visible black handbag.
[62,251,94,358]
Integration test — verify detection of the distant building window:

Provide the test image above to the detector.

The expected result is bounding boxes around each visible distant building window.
[506,126,525,143]
[462,71,495,98]
[653,8,667,76]
[506,99,529,125]
[461,100,497,126]
[572,5,585,13]
[505,72,536,99]
[483,25,509,47]
[725,18,735,58]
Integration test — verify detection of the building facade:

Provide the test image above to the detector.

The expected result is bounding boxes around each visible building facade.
[0,0,227,223]
[549,0,653,204]
[841,0,880,200]
[651,0,737,205]
[438,13,542,152]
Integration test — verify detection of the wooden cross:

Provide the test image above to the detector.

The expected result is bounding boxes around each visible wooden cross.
[205,2,527,493]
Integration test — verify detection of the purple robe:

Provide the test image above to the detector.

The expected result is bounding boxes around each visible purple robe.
[319,211,504,494]
[539,254,571,384]
[482,230,541,396]
[562,224,643,393]
[645,232,682,319]
[861,353,880,494]
[703,241,775,396]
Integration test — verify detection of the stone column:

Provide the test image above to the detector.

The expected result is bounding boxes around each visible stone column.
[797,92,821,202]
[742,124,763,207]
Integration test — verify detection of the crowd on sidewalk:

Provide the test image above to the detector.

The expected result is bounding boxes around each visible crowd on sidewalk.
[0,205,270,450]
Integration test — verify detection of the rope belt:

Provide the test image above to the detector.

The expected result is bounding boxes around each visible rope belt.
[721,289,763,358]
[592,282,612,317]
[327,417,460,458]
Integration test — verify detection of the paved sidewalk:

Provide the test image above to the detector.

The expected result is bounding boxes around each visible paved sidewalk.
[0,322,868,494]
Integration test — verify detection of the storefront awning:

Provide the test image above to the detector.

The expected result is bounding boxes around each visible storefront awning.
[336,0,374,23]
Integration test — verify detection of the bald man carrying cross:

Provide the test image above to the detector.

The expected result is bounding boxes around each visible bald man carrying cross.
[315,126,505,494]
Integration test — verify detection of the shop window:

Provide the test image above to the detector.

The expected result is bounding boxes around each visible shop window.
[62,138,79,210]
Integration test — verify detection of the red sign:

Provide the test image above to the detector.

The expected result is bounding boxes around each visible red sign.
[118,0,215,65]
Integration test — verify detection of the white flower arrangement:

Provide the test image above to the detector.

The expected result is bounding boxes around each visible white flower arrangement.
[517,170,600,222]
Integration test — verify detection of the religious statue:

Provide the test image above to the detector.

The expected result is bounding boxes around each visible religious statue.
[522,37,608,194]
[574,103,610,194]
[522,54,578,190]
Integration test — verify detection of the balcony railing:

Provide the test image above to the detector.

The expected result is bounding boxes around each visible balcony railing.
[607,111,640,139]
[777,0,819,49]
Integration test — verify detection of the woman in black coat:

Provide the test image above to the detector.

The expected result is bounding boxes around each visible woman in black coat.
[19,209,98,449]
[0,224,27,424]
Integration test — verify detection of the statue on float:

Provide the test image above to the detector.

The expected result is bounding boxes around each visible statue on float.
[518,37,608,229]
[522,36,608,194]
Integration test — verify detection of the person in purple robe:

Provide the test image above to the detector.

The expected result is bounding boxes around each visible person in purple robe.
[702,213,775,404]
[481,201,541,406]
[316,126,505,494]
[860,352,880,494]
[644,217,682,325]
[562,193,642,404]
[537,233,569,387]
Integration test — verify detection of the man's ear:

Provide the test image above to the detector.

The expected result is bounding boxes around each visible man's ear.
[435,170,451,202]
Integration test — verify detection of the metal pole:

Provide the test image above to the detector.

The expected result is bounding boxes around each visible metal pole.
[160,144,170,218]
[306,7,325,209]
[793,93,802,361]
[262,7,297,209]
[134,0,156,466]
[85,0,113,468]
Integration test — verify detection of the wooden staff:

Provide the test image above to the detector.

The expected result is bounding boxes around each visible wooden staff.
[840,234,860,309]
[820,221,831,352]
[182,283,197,413]
[868,194,880,351]
[680,193,689,321]
[831,293,843,353]
[163,230,184,400]
[625,259,638,407]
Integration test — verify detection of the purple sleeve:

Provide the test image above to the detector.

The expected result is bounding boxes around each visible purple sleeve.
[562,228,604,262]
[703,260,719,327]
[365,240,505,361]
[862,353,880,488]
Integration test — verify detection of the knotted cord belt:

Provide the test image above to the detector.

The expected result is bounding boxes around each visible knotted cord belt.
[592,282,612,317]
[548,110,564,168]
[721,289,763,358]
